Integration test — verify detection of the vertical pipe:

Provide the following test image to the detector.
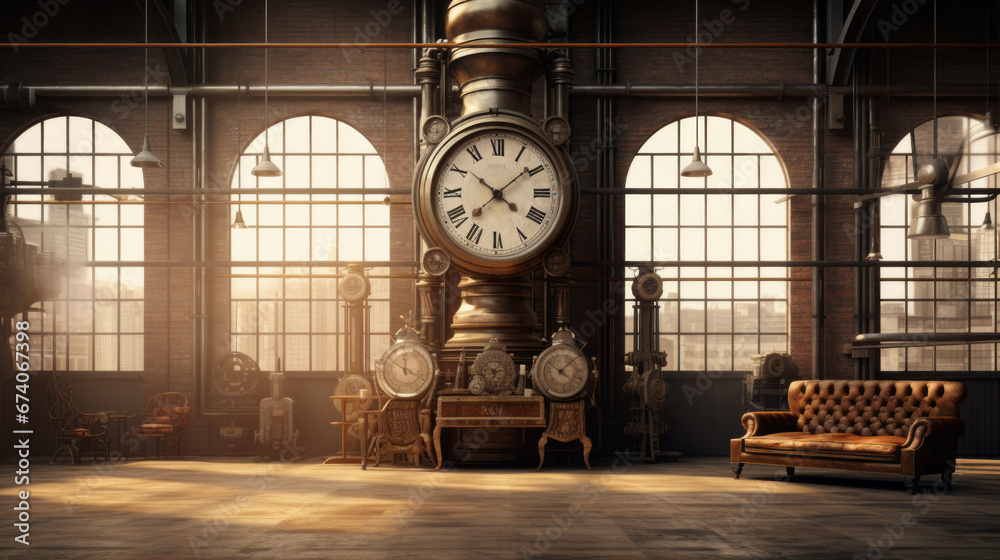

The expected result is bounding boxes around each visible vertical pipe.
[194,3,208,415]
[595,0,616,423]
[812,0,826,380]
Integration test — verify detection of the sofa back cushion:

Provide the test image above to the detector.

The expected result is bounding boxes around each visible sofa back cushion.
[787,380,967,436]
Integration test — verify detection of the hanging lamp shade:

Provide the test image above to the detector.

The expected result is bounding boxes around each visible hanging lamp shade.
[232,209,249,229]
[130,135,163,169]
[908,209,951,239]
[981,210,995,231]
[681,145,713,178]
[251,145,282,177]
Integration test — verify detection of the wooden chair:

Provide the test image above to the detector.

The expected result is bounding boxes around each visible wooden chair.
[360,371,439,468]
[130,392,189,459]
[46,373,110,464]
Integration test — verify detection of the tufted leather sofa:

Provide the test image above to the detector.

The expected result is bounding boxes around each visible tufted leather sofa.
[730,380,966,493]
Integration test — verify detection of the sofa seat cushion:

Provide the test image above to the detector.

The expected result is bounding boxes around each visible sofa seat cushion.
[744,432,905,462]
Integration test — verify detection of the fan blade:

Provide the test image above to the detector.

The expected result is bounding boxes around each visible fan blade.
[855,180,921,203]
[950,161,1000,188]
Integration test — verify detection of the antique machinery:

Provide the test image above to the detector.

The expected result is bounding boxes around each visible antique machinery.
[255,366,300,461]
[623,268,679,462]
[209,351,265,452]
[744,353,799,411]
[327,265,375,463]
[0,164,66,461]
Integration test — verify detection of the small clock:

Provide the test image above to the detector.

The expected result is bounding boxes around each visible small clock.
[531,328,590,401]
[543,247,571,277]
[632,270,663,301]
[470,338,517,395]
[421,247,451,277]
[468,374,486,395]
[339,269,371,302]
[375,327,436,399]
[422,115,451,145]
[542,116,571,145]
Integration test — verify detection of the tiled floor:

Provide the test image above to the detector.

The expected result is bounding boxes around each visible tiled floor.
[1,455,998,559]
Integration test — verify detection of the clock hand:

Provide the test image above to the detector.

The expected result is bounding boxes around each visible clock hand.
[467,170,497,193]
[557,354,585,374]
[390,359,415,378]
[497,167,529,195]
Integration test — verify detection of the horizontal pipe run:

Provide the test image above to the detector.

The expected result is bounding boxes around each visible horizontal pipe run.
[20,83,998,99]
[10,186,994,197]
[6,187,408,196]
[11,41,1000,50]
[28,84,422,98]
[577,260,1000,268]
[10,199,405,205]
[61,259,1000,268]
[854,332,1000,343]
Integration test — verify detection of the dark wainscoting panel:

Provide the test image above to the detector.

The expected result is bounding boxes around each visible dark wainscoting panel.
[882,372,999,457]
[659,372,747,456]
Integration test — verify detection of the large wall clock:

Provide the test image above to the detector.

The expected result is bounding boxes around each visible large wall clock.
[413,113,577,277]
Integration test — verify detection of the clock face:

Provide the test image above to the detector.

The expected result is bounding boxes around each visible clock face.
[532,345,589,401]
[414,117,577,277]
[468,374,486,395]
[435,130,563,260]
[376,342,435,399]
[470,340,517,395]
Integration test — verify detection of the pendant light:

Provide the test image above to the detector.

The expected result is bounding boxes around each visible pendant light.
[232,207,249,229]
[907,0,950,240]
[251,0,281,177]
[681,0,712,178]
[131,0,163,169]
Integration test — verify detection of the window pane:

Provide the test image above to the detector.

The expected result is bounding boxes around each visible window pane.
[626,117,788,372]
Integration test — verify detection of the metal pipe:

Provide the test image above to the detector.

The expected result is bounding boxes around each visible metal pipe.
[11,185,999,198]
[11,40,1000,49]
[812,0,826,381]
[49,258,1000,268]
[854,332,1000,343]
[21,83,1000,99]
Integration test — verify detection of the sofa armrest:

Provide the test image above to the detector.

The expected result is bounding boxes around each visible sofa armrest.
[902,416,965,450]
[740,411,798,437]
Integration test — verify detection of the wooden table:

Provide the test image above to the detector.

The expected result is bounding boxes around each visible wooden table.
[324,395,372,464]
[433,394,546,469]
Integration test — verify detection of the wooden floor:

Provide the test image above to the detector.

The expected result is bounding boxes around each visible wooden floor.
[2,455,998,559]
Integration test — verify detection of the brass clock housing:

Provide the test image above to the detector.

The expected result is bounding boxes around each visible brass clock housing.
[531,329,590,401]
[375,328,436,399]
[413,113,578,277]
[469,338,517,395]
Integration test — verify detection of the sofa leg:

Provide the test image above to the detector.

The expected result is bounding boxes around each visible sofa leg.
[903,475,921,495]
[786,466,795,478]
[732,462,744,479]
[941,467,955,491]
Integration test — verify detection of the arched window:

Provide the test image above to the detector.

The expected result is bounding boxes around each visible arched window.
[878,115,998,371]
[4,116,144,371]
[229,115,391,372]
[624,116,790,371]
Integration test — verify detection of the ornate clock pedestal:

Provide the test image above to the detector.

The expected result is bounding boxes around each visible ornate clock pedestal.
[446,276,542,351]
[537,399,592,470]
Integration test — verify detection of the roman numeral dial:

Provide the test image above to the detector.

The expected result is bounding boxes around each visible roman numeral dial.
[419,123,576,276]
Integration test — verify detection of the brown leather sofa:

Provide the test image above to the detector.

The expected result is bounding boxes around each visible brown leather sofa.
[730,380,966,493]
